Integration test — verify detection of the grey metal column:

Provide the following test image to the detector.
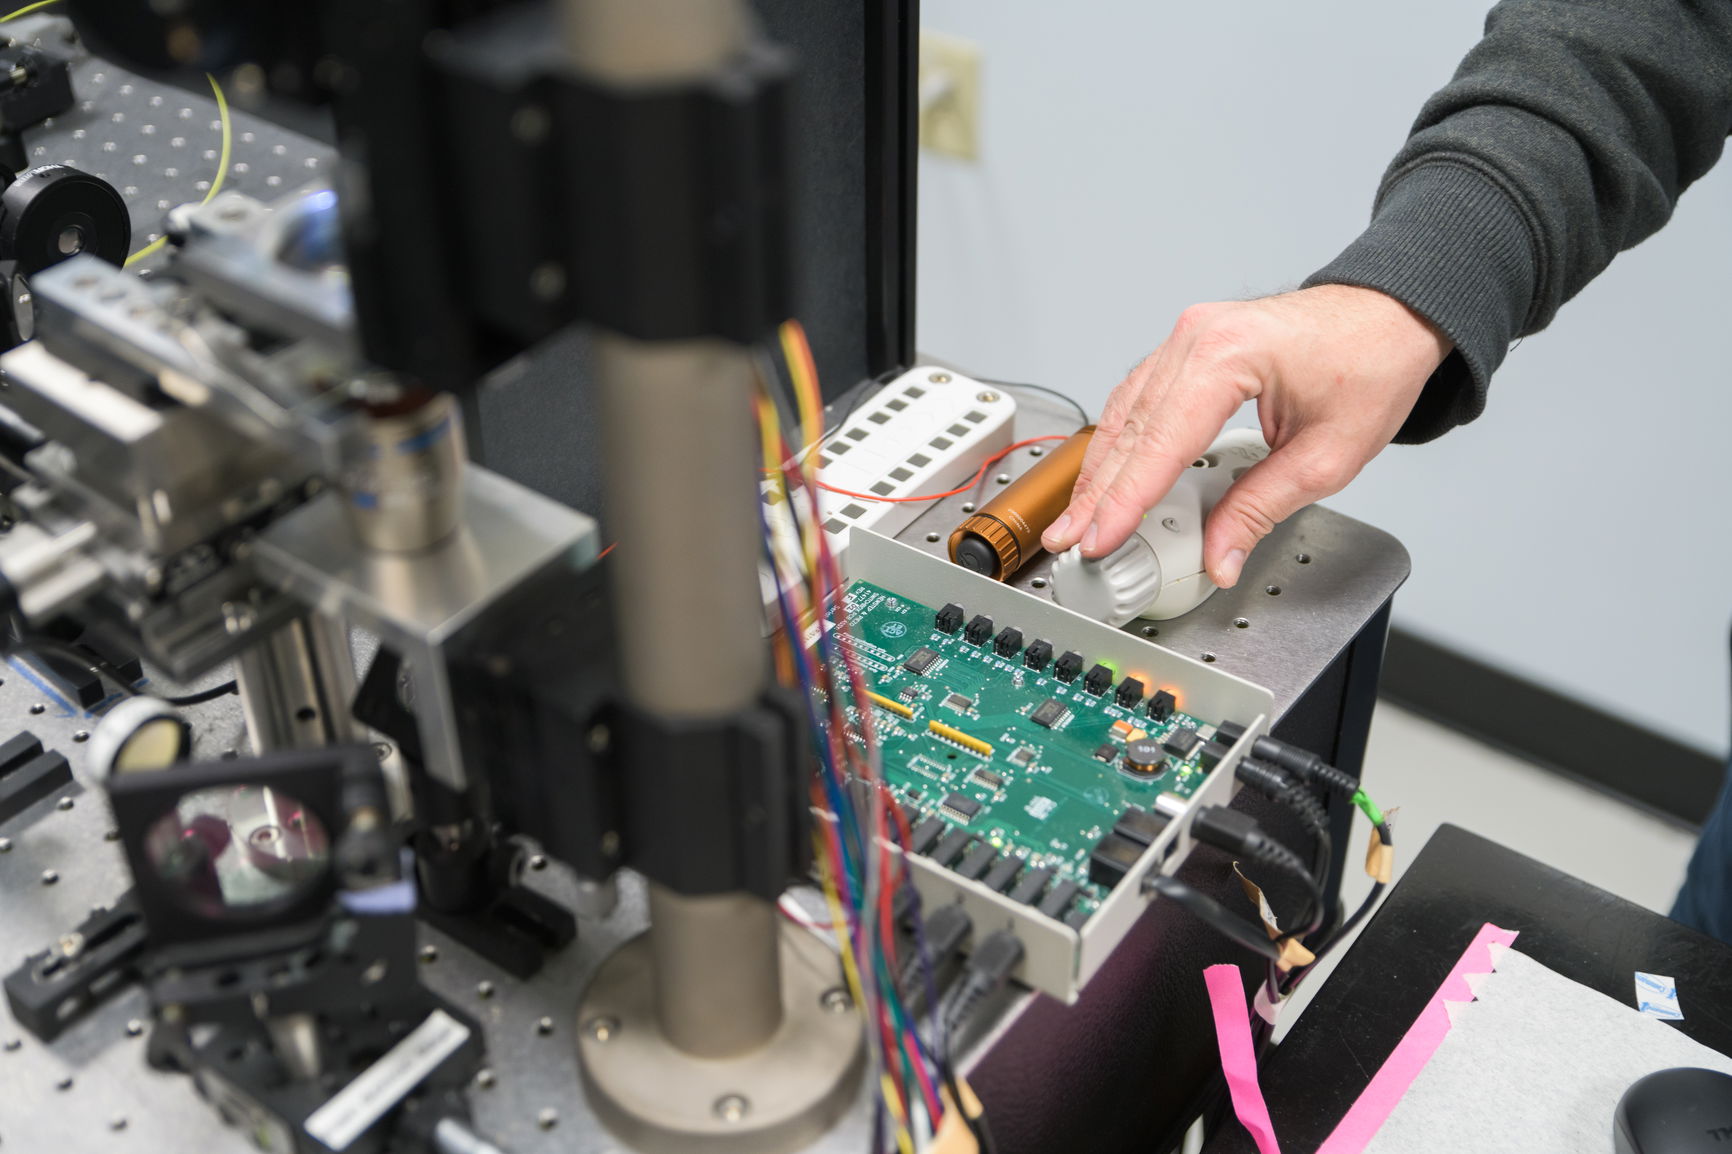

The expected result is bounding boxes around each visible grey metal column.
[565,3,863,1150]
[235,615,360,752]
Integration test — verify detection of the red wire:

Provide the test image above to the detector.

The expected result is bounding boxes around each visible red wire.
[816,434,1069,503]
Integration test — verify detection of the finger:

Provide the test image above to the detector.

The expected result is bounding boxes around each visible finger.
[1045,345,1184,552]
[1202,431,1352,586]
[1043,366,1151,552]
[1071,381,1243,557]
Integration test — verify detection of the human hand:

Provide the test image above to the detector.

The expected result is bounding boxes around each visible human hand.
[1041,284,1451,586]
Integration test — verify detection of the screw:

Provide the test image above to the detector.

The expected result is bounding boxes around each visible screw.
[1202,652,1218,663]
[1296,552,1312,564]
[1141,626,1159,638]
[535,1017,554,1036]
[418,945,438,963]
[56,1075,73,1090]
[537,1108,558,1130]
[975,390,1000,403]
[28,703,43,714]
[125,1019,145,1037]
[1234,618,1250,629]
[372,742,392,761]
[1029,445,1045,457]
[714,1094,750,1123]
[511,104,550,143]
[41,869,58,885]
[929,372,952,384]
[1162,517,1180,532]
[1265,585,1282,596]
[110,1117,128,1131]
[72,730,88,743]
[530,262,565,301]
[0,837,11,853]
[821,987,851,1013]
[476,981,495,999]
[475,1068,496,1090]
[57,796,73,811]
[3,1037,19,1051]
[584,1016,619,1043]
[529,854,548,871]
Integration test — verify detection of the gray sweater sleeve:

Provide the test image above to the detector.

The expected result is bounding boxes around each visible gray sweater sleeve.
[1305,0,1732,443]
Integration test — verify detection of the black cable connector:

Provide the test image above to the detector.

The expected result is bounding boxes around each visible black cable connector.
[899,901,971,999]
[1236,759,1331,854]
[1251,736,1358,797]
[941,929,1025,1040]
[1191,805,1324,933]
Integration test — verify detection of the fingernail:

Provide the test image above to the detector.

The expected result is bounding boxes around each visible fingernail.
[1218,548,1247,587]
[1042,513,1071,550]
[1082,522,1099,554]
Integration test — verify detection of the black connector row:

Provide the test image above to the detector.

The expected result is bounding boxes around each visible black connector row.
[932,601,1176,716]
[905,812,1094,928]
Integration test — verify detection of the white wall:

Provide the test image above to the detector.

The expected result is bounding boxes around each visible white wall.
[917,0,1732,756]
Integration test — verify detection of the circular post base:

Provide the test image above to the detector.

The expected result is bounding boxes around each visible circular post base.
[576,920,866,1153]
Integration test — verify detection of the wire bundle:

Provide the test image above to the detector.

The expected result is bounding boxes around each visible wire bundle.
[756,320,969,1152]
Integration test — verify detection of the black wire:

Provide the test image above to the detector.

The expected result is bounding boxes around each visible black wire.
[1280,822,1393,999]
[164,680,238,706]
[1145,874,1283,963]
[978,378,1092,426]
[17,634,236,708]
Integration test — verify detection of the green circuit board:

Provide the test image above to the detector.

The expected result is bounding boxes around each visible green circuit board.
[829,580,1225,917]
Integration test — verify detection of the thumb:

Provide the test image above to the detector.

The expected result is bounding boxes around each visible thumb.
[1203,434,1350,587]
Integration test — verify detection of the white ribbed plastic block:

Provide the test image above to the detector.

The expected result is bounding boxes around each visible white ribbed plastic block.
[761,366,1016,613]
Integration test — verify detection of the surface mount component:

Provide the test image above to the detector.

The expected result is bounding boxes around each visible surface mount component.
[903,646,941,675]
[1124,737,1167,776]
[964,614,994,645]
[1030,698,1068,729]
[1024,638,1053,671]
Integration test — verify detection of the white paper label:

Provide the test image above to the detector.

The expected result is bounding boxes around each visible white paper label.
[303,1009,470,1150]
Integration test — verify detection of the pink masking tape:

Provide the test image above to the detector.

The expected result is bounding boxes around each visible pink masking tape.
[1316,921,1520,1154]
[1203,964,1283,1154]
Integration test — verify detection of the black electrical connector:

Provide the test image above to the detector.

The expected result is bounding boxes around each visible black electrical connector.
[898,901,972,1002]
[1191,805,1324,933]
[942,929,1026,1042]
[1251,735,1358,797]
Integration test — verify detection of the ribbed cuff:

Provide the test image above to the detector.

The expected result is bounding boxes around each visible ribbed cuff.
[1304,161,1538,444]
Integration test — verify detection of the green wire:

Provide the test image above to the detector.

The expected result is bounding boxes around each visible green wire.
[1351,788,1385,828]
[125,72,232,267]
[0,0,60,23]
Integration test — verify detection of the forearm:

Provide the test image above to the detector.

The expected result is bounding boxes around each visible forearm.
[1308,0,1732,443]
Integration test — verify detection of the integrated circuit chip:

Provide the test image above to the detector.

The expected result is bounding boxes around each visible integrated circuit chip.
[1030,698,1069,729]
[903,647,941,676]
[971,767,1005,790]
[1008,746,1037,768]
[941,791,983,822]
[942,693,975,713]
[1092,743,1118,764]
[1162,727,1203,759]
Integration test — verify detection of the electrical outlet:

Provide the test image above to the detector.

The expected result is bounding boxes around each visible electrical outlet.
[919,31,980,161]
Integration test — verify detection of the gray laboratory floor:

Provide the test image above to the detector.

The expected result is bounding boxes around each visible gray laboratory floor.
[1279,701,1702,1035]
